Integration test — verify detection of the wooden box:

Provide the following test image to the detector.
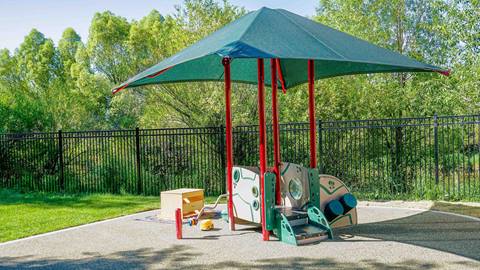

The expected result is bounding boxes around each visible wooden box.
[159,188,204,220]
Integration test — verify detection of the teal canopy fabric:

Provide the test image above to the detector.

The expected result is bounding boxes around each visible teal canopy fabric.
[113,7,448,93]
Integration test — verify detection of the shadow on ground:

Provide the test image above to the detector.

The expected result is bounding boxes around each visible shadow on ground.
[0,245,477,270]
[336,209,480,261]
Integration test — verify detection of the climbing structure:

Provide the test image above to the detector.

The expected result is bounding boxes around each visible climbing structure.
[231,162,357,245]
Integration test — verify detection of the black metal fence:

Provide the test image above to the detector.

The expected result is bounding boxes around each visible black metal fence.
[1,114,479,200]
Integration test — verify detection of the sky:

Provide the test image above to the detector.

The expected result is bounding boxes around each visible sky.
[0,0,317,51]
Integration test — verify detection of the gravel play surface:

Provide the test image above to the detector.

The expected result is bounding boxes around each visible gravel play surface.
[0,205,479,270]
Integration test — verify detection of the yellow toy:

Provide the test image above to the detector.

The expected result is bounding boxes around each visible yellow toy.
[200,219,214,231]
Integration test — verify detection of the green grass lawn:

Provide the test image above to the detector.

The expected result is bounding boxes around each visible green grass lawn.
[0,189,223,243]
[0,189,160,243]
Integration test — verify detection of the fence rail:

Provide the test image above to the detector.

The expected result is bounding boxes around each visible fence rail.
[1,114,479,200]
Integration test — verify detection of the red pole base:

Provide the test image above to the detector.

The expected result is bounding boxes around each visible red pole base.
[175,208,182,239]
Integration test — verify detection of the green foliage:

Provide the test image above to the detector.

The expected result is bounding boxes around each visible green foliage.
[0,1,247,131]
[315,0,479,119]
[1,0,477,132]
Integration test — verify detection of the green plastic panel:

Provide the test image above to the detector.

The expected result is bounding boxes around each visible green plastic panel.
[308,168,320,209]
[307,206,333,239]
[263,172,276,231]
[275,211,298,246]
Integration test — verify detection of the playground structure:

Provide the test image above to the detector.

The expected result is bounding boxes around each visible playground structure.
[232,163,357,245]
[113,7,448,245]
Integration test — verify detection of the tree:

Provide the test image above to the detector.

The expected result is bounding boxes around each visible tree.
[314,0,480,119]
[133,0,249,128]
[15,29,62,91]
[128,10,188,73]
[87,11,131,84]
[58,28,82,78]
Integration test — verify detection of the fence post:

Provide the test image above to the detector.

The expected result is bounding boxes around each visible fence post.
[317,119,323,174]
[58,130,65,192]
[433,113,439,185]
[135,127,142,194]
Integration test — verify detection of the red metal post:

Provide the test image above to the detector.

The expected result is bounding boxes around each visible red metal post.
[223,57,235,231]
[308,59,316,168]
[175,208,182,239]
[257,58,269,240]
[276,59,287,94]
[271,59,282,205]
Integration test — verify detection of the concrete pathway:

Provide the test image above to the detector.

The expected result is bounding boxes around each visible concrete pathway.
[0,205,479,270]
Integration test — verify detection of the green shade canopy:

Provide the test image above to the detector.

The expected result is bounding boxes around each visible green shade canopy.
[113,7,448,93]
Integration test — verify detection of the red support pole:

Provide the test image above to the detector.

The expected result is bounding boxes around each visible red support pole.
[223,57,235,231]
[257,58,269,241]
[175,208,182,239]
[271,59,282,205]
[308,59,316,169]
